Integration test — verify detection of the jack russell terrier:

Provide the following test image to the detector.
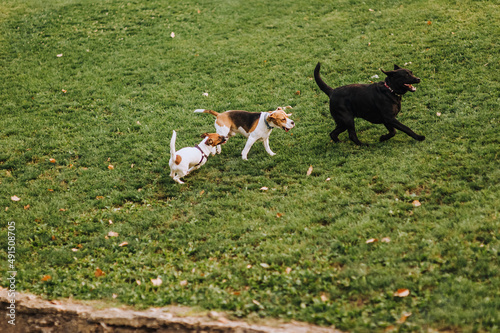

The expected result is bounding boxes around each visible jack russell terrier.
[194,106,295,160]
[169,130,226,184]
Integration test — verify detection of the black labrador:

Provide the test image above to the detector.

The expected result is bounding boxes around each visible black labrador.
[314,62,425,145]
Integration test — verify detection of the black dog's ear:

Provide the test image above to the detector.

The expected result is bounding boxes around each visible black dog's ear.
[394,64,402,70]
[381,69,393,76]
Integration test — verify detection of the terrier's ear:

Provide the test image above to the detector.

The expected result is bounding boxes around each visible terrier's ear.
[206,138,213,145]
[394,64,402,70]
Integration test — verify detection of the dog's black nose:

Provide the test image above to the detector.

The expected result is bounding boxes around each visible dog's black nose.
[415,77,421,83]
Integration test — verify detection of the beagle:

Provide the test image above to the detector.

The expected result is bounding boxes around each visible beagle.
[169,130,226,184]
[194,106,295,160]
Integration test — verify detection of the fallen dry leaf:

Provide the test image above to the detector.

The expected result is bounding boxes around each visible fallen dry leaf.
[112,293,118,299]
[412,200,421,207]
[306,165,313,176]
[260,186,268,191]
[71,248,78,252]
[170,32,175,38]
[61,89,67,93]
[252,299,261,306]
[202,92,209,97]
[108,231,119,237]
[11,195,21,202]
[381,237,391,243]
[41,275,51,282]
[96,196,104,200]
[427,20,432,25]
[295,90,301,95]
[366,238,378,244]
[393,288,410,297]
[151,276,162,286]
[276,213,283,218]
[108,164,114,170]
[24,205,30,210]
[320,293,329,302]
[94,268,105,277]
[49,158,56,163]
[285,267,292,274]
[180,280,188,286]
[397,311,412,324]
[246,264,252,269]
[56,53,63,57]
[260,263,270,268]
[119,241,128,247]
[136,280,141,285]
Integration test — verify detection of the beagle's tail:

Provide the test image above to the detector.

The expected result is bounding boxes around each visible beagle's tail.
[314,62,335,97]
[194,109,219,117]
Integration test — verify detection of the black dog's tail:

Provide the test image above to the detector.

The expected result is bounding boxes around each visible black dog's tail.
[314,62,334,97]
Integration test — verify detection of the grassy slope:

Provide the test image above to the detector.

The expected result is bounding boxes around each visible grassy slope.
[1,0,499,331]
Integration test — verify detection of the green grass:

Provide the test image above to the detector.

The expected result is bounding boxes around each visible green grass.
[1,0,499,331]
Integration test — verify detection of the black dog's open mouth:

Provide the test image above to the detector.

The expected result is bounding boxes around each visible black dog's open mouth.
[404,84,417,92]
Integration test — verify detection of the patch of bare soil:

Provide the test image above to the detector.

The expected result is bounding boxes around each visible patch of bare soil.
[0,288,343,333]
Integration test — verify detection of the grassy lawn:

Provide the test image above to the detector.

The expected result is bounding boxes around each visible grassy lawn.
[1,0,499,331]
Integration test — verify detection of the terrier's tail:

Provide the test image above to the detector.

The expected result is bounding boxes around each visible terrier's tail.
[194,109,219,117]
[314,62,335,97]
[170,130,180,164]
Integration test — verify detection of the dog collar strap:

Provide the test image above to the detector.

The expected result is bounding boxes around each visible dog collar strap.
[384,82,401,97]
[264,116,273,130]
[194,145,208,166]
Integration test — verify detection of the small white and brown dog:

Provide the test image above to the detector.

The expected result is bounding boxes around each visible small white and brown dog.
[194,106,295,160]
[169,130,226,184]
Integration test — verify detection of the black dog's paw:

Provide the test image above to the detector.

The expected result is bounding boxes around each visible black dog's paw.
[329,133,341,142]
[416,135,426,141]
[380,134,394,142]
